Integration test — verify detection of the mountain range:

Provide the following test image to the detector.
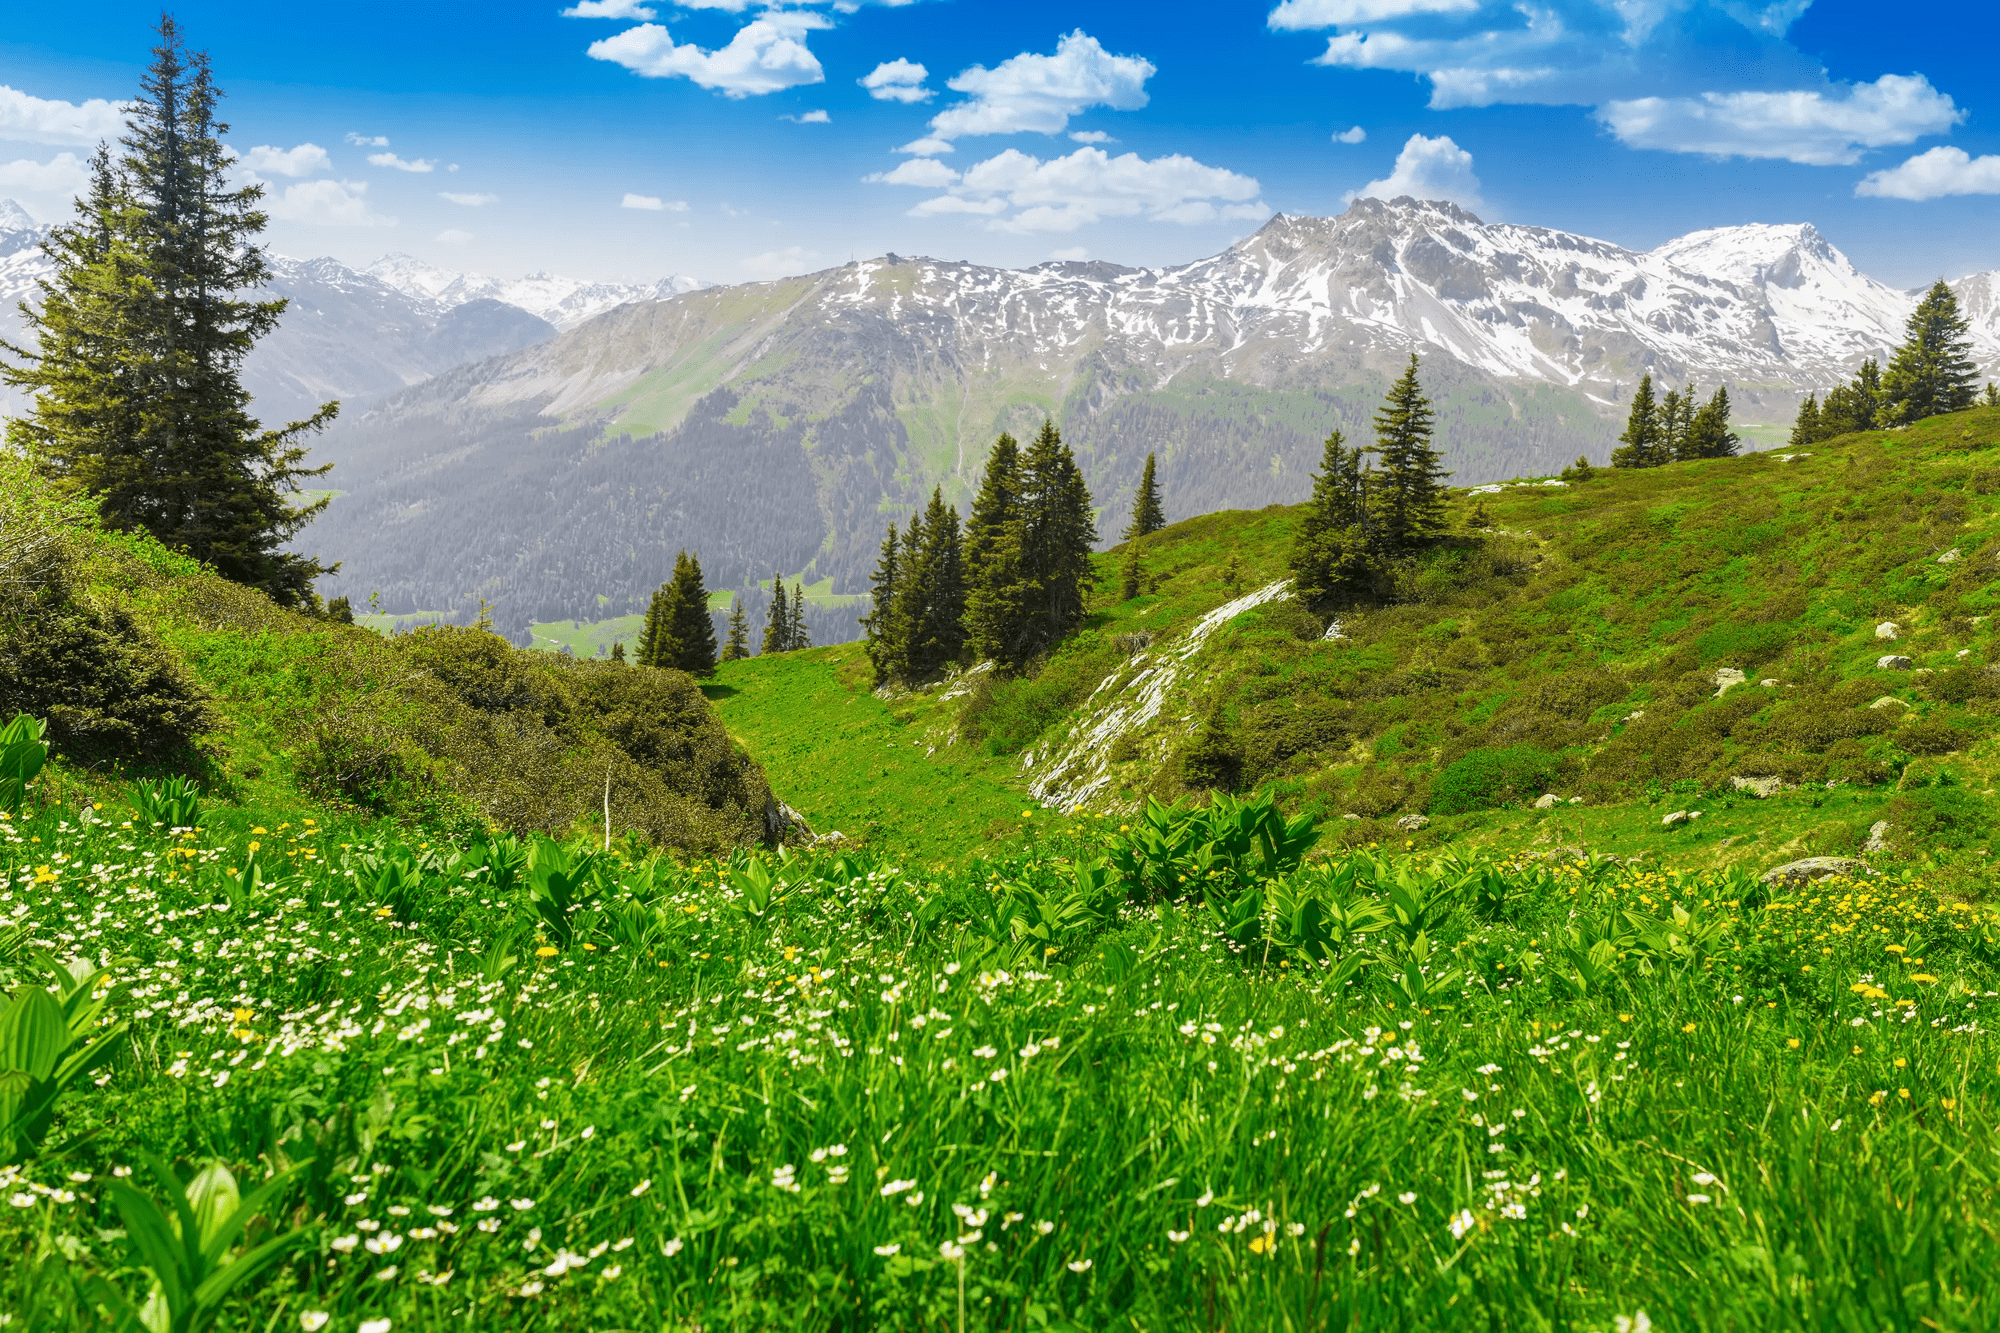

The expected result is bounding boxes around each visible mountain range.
[293,198,2000,638]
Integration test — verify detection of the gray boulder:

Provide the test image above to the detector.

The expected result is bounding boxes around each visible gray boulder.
[1532,793,1561,809]
[1730,776,1782,798]
[1877,655,1913,670]
[1760,856,1866,886]
[1394,814,1430,831]
[1876,622,1901,640]
[1661,809,1702,827]
[1863,821,1889,854]
[1713,667,1747,695]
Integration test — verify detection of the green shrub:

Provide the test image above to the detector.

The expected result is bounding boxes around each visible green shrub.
[1899,718,1965,755]
[1430,745,1560,815]
[1888,783,1989,849]
[1177,707,1243,792]
[959,637,1120,756]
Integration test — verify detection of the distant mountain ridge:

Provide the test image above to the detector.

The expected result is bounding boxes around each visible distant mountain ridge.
[297,198,2000,639]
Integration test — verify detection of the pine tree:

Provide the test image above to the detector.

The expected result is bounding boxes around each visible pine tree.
[1013,420,1098,665]
[1821,360,1882,437]
[1682,386,1739,459]
[789,582,811,652]
[0,20,336,607]
[964,433,1032,665]
[1119,539,1144,601]
[1880,280,1979,426]
[901,488,967,679]
[1289,429,1375,605]
[663,550,717,676]
[1370,355,1448,553]
[1124,451,1165,540]
[1986,383,2000,408]
[1609,374,1661,469]
[610,641,627,664]
[722,598,750,661]
[1657,383,1689,462]
[1559,454,1594,482]
[1789,394,1822,448]
[762,575,788,655]
[636,585,668,665]
[861,523,904,683]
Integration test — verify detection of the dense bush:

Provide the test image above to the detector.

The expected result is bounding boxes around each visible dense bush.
[1430,744,1561,815]
[957,635,1121,756]
[1888,782,1990,849]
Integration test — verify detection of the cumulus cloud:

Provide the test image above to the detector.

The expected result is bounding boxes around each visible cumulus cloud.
[561,0,656,16]
[1349,133,1484,211]
[436,228,473,243]
[1269,0,1476,25]
[238,143,330,177]
[345,132,390,147]
[0,152,90,197]
[1856,145,2000,200]
[1069,130,1113,144]
[782,109,831,123]
[586,13,828,97]
[369,151,436,173]
[861,59,931,103]
[741,244,818,278]
[0,86,126,147]
[896,145,1267,233]
[901,31,1154,155]
[263,178,393,227]
[863,157,960,187]
[440,191,499,205]
[1601,74,1962,166]
[1333,125,1366,143]
[622,192,690,210]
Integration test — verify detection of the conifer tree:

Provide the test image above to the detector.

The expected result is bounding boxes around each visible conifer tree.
[1014,419,1097,664]
[722,598,749,662]
[1610,374,1661,468]
[762,576,789,655]
[964,433,1031,664]
[1682,386,1739,459]
[1821,360,1882,437]
[900,488,967,679]
[1880,280,1979,425]
[636,585,668,665]
[1986,383,2000,408]
[1289,429,1375,605]
[1370,355,1449,553]
[0,20,336,606]
[1657,383,1691,462]
[789,582,811,652]
[1124,451,1165,540]
[1789,393,1822,448]
[610,641,627,664]
[861,524,904,683]
[1119,540,1144,601]
[661,550,717,676]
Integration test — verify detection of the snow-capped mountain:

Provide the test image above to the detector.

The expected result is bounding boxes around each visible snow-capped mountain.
[362,253,706,330]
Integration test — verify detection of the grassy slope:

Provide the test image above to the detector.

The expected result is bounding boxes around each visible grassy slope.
[714,407,2000,876]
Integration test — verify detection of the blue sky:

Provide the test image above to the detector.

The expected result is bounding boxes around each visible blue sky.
[2,0,1996,287]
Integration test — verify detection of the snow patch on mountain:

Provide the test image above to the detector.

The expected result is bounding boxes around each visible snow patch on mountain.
[362,253,707,329]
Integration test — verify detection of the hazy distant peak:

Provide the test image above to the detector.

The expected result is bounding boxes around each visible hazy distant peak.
[0,199,41,233]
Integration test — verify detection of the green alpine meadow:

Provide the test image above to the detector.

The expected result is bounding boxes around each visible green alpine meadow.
[8,13,2000,1333]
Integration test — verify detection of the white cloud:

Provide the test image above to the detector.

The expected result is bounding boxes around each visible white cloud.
[440,191,499,205]
[621,192,691,211]
[903,31,1154,155]
[1333,125,1366,143]
[901,145,1267,233]
[861,58,931,103]
[346,132,390,147]
[1269,0,1476,26]
[1069,130,1113,144]
[561,0,656,16]
[238,143,331,177]
[436,228,473,243]
[1857,145,2000,200]
[1349,133,1484,211]
[369,151,437,173]
[0,152,90,196]
[0,86,125,147]
[586,13,828,97]
[1601,74,1962,166]
[1048,245,1090,260]
[741,245,819,279]
[863,157,960,187]
[783,109,831,123]
[263,178,394,227]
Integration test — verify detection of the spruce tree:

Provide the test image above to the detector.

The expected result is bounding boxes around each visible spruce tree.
[789,582,811,652]
[1014,420,1097,665]
[636,586,668,665]
[1986,383,2000,408]
[1609,374,1661,468]
[0,20,336,606]
[861,523,904,683]
[1657,383,1690,462]
[1124,451,1165,540]
[663,550,717,676]
[1683,386,1739,459]
[964,433,1032,665]
[1789,394,1822,448]
[1289,429,1375,605]
[762,576,789,655]
[1119,539,1144,602]
[901,488,967,679]
[1821,360,1882,437]
[722,598,750,662]
[1370,355,1448,553]
[1880,280,1979,426]
[610,641,627,664]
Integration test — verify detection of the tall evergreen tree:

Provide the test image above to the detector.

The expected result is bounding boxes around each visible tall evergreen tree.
[1879,280,1979,426]
[1124,451,1165,540]
[1370,355,1449,553]
[789,582,811,652]
[1789,393,1822,448]
[1821,360,1882,437]
[762,575,789,655]
[964,433,1031,665]
[1682,386,1740,459]
[1609,374,1662,469]
[1657,383,1691,462]
[900,488,967,679]
[721,598,749,662]
[1289,429,1375,605]
[663,550,717,676]
[636,585,668,665]
[1986,383,2000,408]
[1013,419,1098,665]
[861,523,904,683]
[0,20,336,606]
[1119,540,1144,602]
[610,641,627,664]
